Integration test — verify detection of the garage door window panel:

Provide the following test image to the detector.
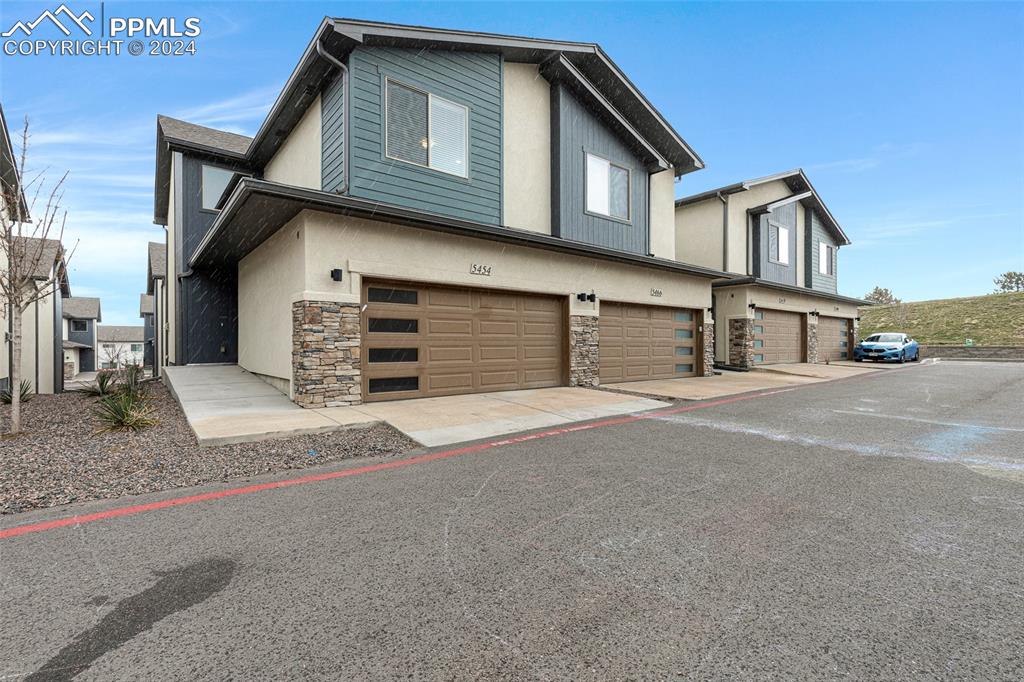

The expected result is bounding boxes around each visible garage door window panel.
[367,287,418,305]
[368,318,419,334]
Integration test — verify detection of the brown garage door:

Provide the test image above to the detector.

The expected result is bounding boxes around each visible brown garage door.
[599,302,698,383]
[361,281,564,401]
[752,309,803,364]
[818,316,851,362]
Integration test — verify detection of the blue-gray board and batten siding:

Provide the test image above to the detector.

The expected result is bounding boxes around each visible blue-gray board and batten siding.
[752,201,798,286]
[343,46,503,226]
[550,84,650,256]
[321,72,346,193]
[174,153,244,365]
[806,208,839,293]
[66,317,95,372]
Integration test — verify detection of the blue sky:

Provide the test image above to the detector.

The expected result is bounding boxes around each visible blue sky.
[1,1,1021,325]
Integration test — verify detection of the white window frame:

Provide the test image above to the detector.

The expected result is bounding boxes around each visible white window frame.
[584,152,631,223]
[770,224,790,265]
[819,242,834,276]
[384,78,469,179]
[200,165,239,212]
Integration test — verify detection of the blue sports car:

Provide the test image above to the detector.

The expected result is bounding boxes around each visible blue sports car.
[853,333,920,363]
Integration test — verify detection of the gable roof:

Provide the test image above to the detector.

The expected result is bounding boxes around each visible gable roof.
[63,296,101,320]
[97,325,144,343]
[146,241,166,294]
[0,104,30,222]
[675,169,850,246]
[139,294,154,316]
[154,17,704,223]
[11,236,63,279]
[153,117,252,224]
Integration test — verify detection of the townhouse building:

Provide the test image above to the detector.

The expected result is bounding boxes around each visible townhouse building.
[675,170,864,366]
[96,325,145,369]
[62,296,101,377]
[153,19,730,407]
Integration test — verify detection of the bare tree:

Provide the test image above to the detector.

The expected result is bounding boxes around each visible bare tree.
[0,116,76,435]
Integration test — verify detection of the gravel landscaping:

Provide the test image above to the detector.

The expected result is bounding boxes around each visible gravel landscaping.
[0,383,417,514]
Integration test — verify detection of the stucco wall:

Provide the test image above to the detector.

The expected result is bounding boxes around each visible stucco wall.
[725,179,792,275]
[19,285,56,393]
[714,283,859,363]
[237,214,307,384]
[264,94,322,190]
[297,209,712,315]
[675,195,723,270]
[502,62,551,234]
[648,170,676,260]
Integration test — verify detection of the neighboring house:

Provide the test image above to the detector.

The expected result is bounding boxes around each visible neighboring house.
[62,296,101,375]
[1,104,31,393]
[139,293,155,368]
[153,18,732,407]
[146,241,167,376]
[2,237,70,394]
[675,169,866,366]
[96,325,145,369]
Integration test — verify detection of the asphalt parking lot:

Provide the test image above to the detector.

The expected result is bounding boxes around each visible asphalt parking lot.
[2,360,1022,680]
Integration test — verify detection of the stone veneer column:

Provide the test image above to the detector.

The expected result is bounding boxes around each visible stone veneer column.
[568,315,600,387]
[292,300,362,408]
[64,361,75,381]
[806,315,819,364]
[728,318,754,368]
[701,318,715,377]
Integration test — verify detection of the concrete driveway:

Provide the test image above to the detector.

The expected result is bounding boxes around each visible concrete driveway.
[2,361,1021,679]
[164,365,666,447]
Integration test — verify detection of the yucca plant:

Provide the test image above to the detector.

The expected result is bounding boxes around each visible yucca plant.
[1,380,33,405]
[94,392,158,432]
[77,370,119,397]
[119,364,147,399]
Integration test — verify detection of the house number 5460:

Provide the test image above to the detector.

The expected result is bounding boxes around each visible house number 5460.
[470,263,492,276]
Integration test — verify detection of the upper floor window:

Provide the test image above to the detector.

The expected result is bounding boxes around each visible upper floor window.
[71,320,88,332]
[818,242,834,276]
[201,165,237,211]
[585,153,630,221]
[385,79,468,178]
[770,223,790,265]
[131,343,144,353]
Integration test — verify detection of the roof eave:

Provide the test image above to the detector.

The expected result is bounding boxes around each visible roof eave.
[712,277,869,306]
[191,178,732,282]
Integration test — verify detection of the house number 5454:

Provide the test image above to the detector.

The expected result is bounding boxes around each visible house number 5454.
[470,263,492,276]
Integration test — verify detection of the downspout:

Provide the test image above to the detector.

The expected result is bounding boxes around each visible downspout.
[316,38,349,194]
[717,191,728,272]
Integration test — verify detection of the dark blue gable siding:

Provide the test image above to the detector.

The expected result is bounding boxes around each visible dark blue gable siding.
[753,203,798,286]
[806,208,839,293]
[67,318,95,372]
[321,72,346,193]
[551,85,649,255]
[345,46,503,225]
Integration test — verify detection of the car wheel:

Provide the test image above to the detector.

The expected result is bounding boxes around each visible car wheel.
[899,351,906,364]
[854,358,862,362]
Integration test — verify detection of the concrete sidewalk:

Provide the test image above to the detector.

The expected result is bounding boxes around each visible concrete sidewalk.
[164,366,667,447]
[605,362,881,401]
[163,366,378,446]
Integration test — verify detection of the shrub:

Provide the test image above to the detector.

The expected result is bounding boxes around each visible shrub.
[77,370,119,397]
[0,380,34,405]
[119,364,147,399]
[94,392,158,432]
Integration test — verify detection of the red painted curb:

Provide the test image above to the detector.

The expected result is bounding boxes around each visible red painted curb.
[0,364,923,540]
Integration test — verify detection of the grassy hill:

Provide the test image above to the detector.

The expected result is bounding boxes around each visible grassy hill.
[858,292,1024,346]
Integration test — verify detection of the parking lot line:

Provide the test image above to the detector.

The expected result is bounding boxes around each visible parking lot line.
[0,364,931,541]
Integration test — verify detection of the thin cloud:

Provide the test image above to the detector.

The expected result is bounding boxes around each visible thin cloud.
[808,142,927,175]
[174,85,278,130]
